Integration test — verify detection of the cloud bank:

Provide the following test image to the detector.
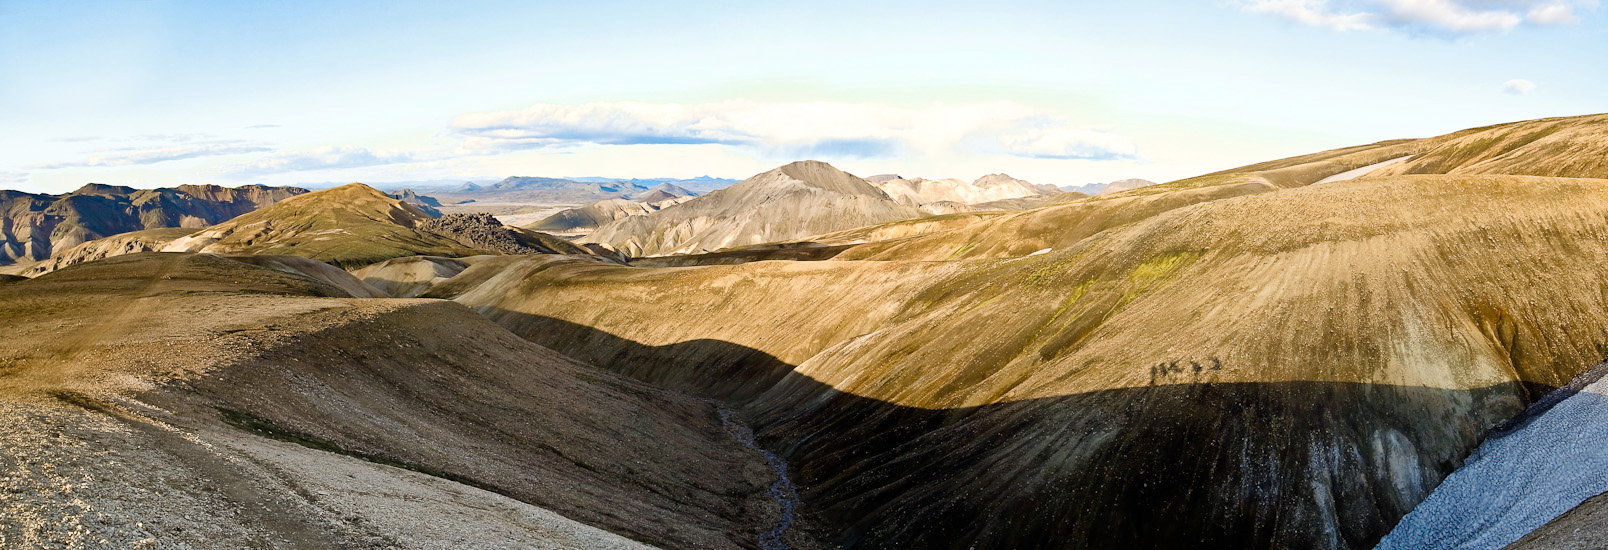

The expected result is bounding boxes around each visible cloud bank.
[1503,78,1538,94]
[1238,0,1598,34]
[449,101,1137,162]
[229,146,423,175]
[29,143,271,169]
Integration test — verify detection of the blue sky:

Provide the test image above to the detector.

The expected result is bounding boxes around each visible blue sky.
[1,0,1604,193]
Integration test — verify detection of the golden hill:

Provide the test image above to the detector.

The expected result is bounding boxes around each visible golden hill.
[836,113,1608,262]
[421,148,1608,547]
[17,114,1608,549]
[158,183,481,268]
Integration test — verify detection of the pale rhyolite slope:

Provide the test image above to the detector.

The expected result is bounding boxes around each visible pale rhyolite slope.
[579,161,928,257]
[874,173,1057,205]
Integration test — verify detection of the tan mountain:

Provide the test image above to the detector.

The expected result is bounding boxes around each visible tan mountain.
[579,160,928,257]
[874,173,1059,205]
[21,184,597,275]
[1099,178,1157,193]
[527,195,694,235]
[158,183,485,268]
[406,113,1608,548]
[20,227,194,276]
[0,183,304,267]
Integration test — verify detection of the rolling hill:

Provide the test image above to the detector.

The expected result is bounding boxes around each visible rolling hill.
[416,113,1608,548]
[0,252,785,548]
[832,113,1608,262]
[16,113,1608,549]
[158,183,487,268]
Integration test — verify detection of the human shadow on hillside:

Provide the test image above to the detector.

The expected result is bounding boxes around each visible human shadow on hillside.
[482,308,1575,550]
[478,309,1562,550]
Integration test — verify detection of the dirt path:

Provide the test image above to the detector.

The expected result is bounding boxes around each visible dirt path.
[51,392,352,548]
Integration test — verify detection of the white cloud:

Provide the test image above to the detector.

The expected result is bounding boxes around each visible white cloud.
[28,143,271,169]
[228,146,422,175]
[1503,78,1538,94]
[1529,1,1585,23]
[0,171,28,187]
[1237,0,1597,34]
[1240,0,1378,30]
[450,101,1136,162]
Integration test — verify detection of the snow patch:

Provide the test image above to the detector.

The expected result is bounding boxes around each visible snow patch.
[1314,156,1415,184]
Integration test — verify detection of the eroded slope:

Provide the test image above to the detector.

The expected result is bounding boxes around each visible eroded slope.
[0,253,782,549]
[436,174,1608,548]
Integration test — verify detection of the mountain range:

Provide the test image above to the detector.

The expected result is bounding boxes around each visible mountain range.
[11,114,1608,548]
[0,184,305,268]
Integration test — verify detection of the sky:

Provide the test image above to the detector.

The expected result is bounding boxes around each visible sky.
[1,0,1605,194]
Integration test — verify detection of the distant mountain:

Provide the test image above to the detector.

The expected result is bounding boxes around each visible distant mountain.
[637,183,697,201]
[0,183,305,268]
[26,184,603,275]
[352,176,734,205]
[1100,178,1158,193]
[875,173,1059,206]
[580,160,928,257]
[422,177,656,204]
[1060,183,1104,194]
[297,179,492,191]
[567,176,738,194]
[390,188,443,216]
[528,195,695,235]
[1061,178,1159,195]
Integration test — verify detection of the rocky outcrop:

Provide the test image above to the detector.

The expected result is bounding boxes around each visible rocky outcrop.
[419,213,588,256]
[389,188,444,216]
[0,183,304,266]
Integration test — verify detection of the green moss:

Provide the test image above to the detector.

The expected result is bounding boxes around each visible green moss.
[1044,280,1094,327]
[1122,251,1199,303]
[948,242,979,259]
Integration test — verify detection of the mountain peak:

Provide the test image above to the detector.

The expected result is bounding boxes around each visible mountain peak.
[266,183,434,225]
[972,173,1025,187]
[766,160,884,197]
[72,183,137,196]
[643,183,695,198]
